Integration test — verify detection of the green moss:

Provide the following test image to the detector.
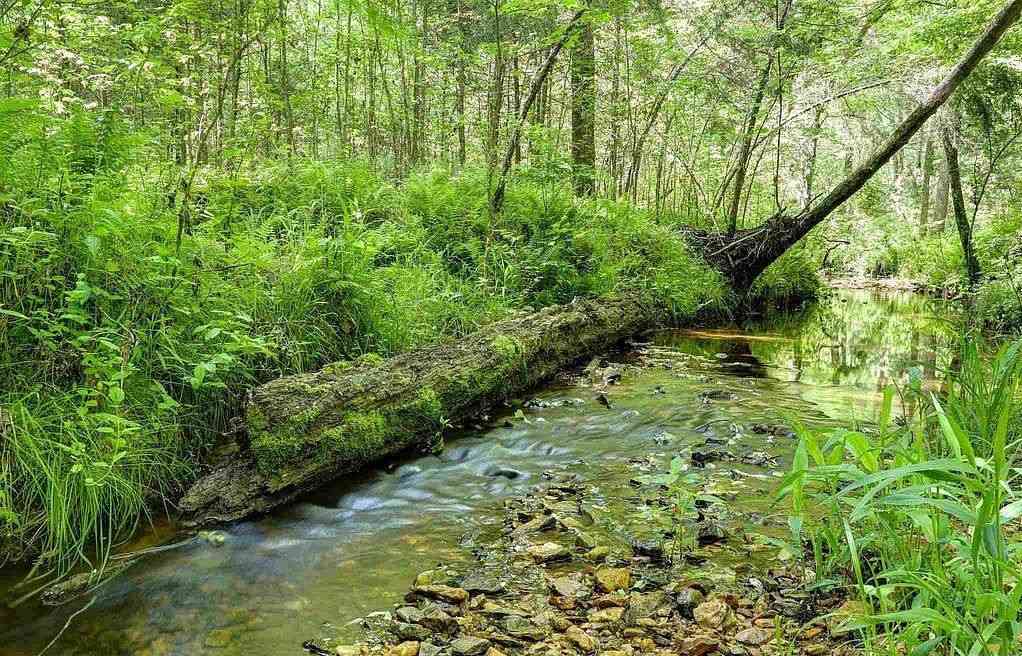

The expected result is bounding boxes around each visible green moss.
[357,353,385,367]
[490,335,522,361]
[250,387,449,476]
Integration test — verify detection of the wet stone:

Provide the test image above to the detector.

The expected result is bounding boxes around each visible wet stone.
[392,622,431,641]
[418,643,442,656]
[694,598,731,629]
[412,585,470,604]
[594,567,631,593]
[502,616,548,641]
[691,448,730,467]
[624,591,667,623]
[735,627,772,645]
[390,641,420,656]
[588,607,625,623]
[419,605,457,632]
[675,586,706,620]
[549,574,586,598]
[395,606,424,624]
[679,636,720,656]
[528,542,571,563]
[450,636,492,656]
[564,625,597,653]
[699,389,739,402]
[462,572,507,595]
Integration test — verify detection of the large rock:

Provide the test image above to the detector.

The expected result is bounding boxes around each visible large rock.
[693,598,731,629]
[594,567,630,593]
[450,637,491,656]
[528,542,570,563]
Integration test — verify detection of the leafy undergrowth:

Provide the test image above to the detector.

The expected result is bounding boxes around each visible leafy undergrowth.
[0,107,818,574]
[779,338,1022,655]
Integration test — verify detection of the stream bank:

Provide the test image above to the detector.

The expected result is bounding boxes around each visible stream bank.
[1,288,958,656]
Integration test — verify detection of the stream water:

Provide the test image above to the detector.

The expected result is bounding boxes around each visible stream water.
[1,288,961,656]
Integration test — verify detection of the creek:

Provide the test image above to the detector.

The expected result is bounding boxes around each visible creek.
[0,288,960,656]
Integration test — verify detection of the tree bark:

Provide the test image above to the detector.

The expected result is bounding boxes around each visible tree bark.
[690,0,1022,291]
[919,134,934,235]
[570,21,596,196]
[941,124,982,286]
[179,295,657,525]
[933,159,950,233]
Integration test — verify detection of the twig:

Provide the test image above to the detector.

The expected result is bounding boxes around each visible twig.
[37,596,97,656]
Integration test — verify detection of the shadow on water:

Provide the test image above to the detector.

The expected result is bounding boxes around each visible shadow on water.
[0,288,961,656]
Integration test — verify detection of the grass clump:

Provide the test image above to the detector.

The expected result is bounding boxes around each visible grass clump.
[779,338,1022,655]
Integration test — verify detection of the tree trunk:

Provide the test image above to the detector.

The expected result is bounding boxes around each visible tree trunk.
[725,58,772,235]
[919,134,934,235]
[570,21,596,196]
[490,9,587,214]
[933,158,950,233]
[941,124,982,286]
[179,295,657,525]
[690,0,1022,291]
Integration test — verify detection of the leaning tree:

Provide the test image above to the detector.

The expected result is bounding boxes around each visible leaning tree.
[685,0,1022,291]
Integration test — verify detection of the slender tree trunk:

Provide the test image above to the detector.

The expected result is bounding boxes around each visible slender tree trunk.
[725,0,794,234]
[490,9,587,214]
[803,106,823,205]
[487,0,505,172]
[933,158,950,232]
[570,21,596,196]
[918,134,934,235]
[278,0,297,156]
[624,34,709,196]
[941,125,982,286]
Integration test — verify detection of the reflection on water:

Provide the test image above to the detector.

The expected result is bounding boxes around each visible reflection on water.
[662,289,958,418]
[0,288,961,656]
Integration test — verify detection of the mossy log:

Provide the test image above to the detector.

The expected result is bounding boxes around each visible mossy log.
[179,295,657,526]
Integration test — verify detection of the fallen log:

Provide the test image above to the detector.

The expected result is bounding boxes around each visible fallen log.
[179,295,657,525]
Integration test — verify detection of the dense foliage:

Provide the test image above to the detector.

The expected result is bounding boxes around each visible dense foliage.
[0,0,1019,595]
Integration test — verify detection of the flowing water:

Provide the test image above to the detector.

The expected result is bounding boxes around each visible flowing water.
[1,288,961,656]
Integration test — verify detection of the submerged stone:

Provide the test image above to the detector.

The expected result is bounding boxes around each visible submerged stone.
[594,567,630,593]
[528,542,570,563]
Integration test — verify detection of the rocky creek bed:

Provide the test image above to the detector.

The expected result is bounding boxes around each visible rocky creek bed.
[304,470,857,656]
[1,289,956,656]
[297,343,877,656]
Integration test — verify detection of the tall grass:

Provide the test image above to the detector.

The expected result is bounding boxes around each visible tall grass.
[780,338,1022,656]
